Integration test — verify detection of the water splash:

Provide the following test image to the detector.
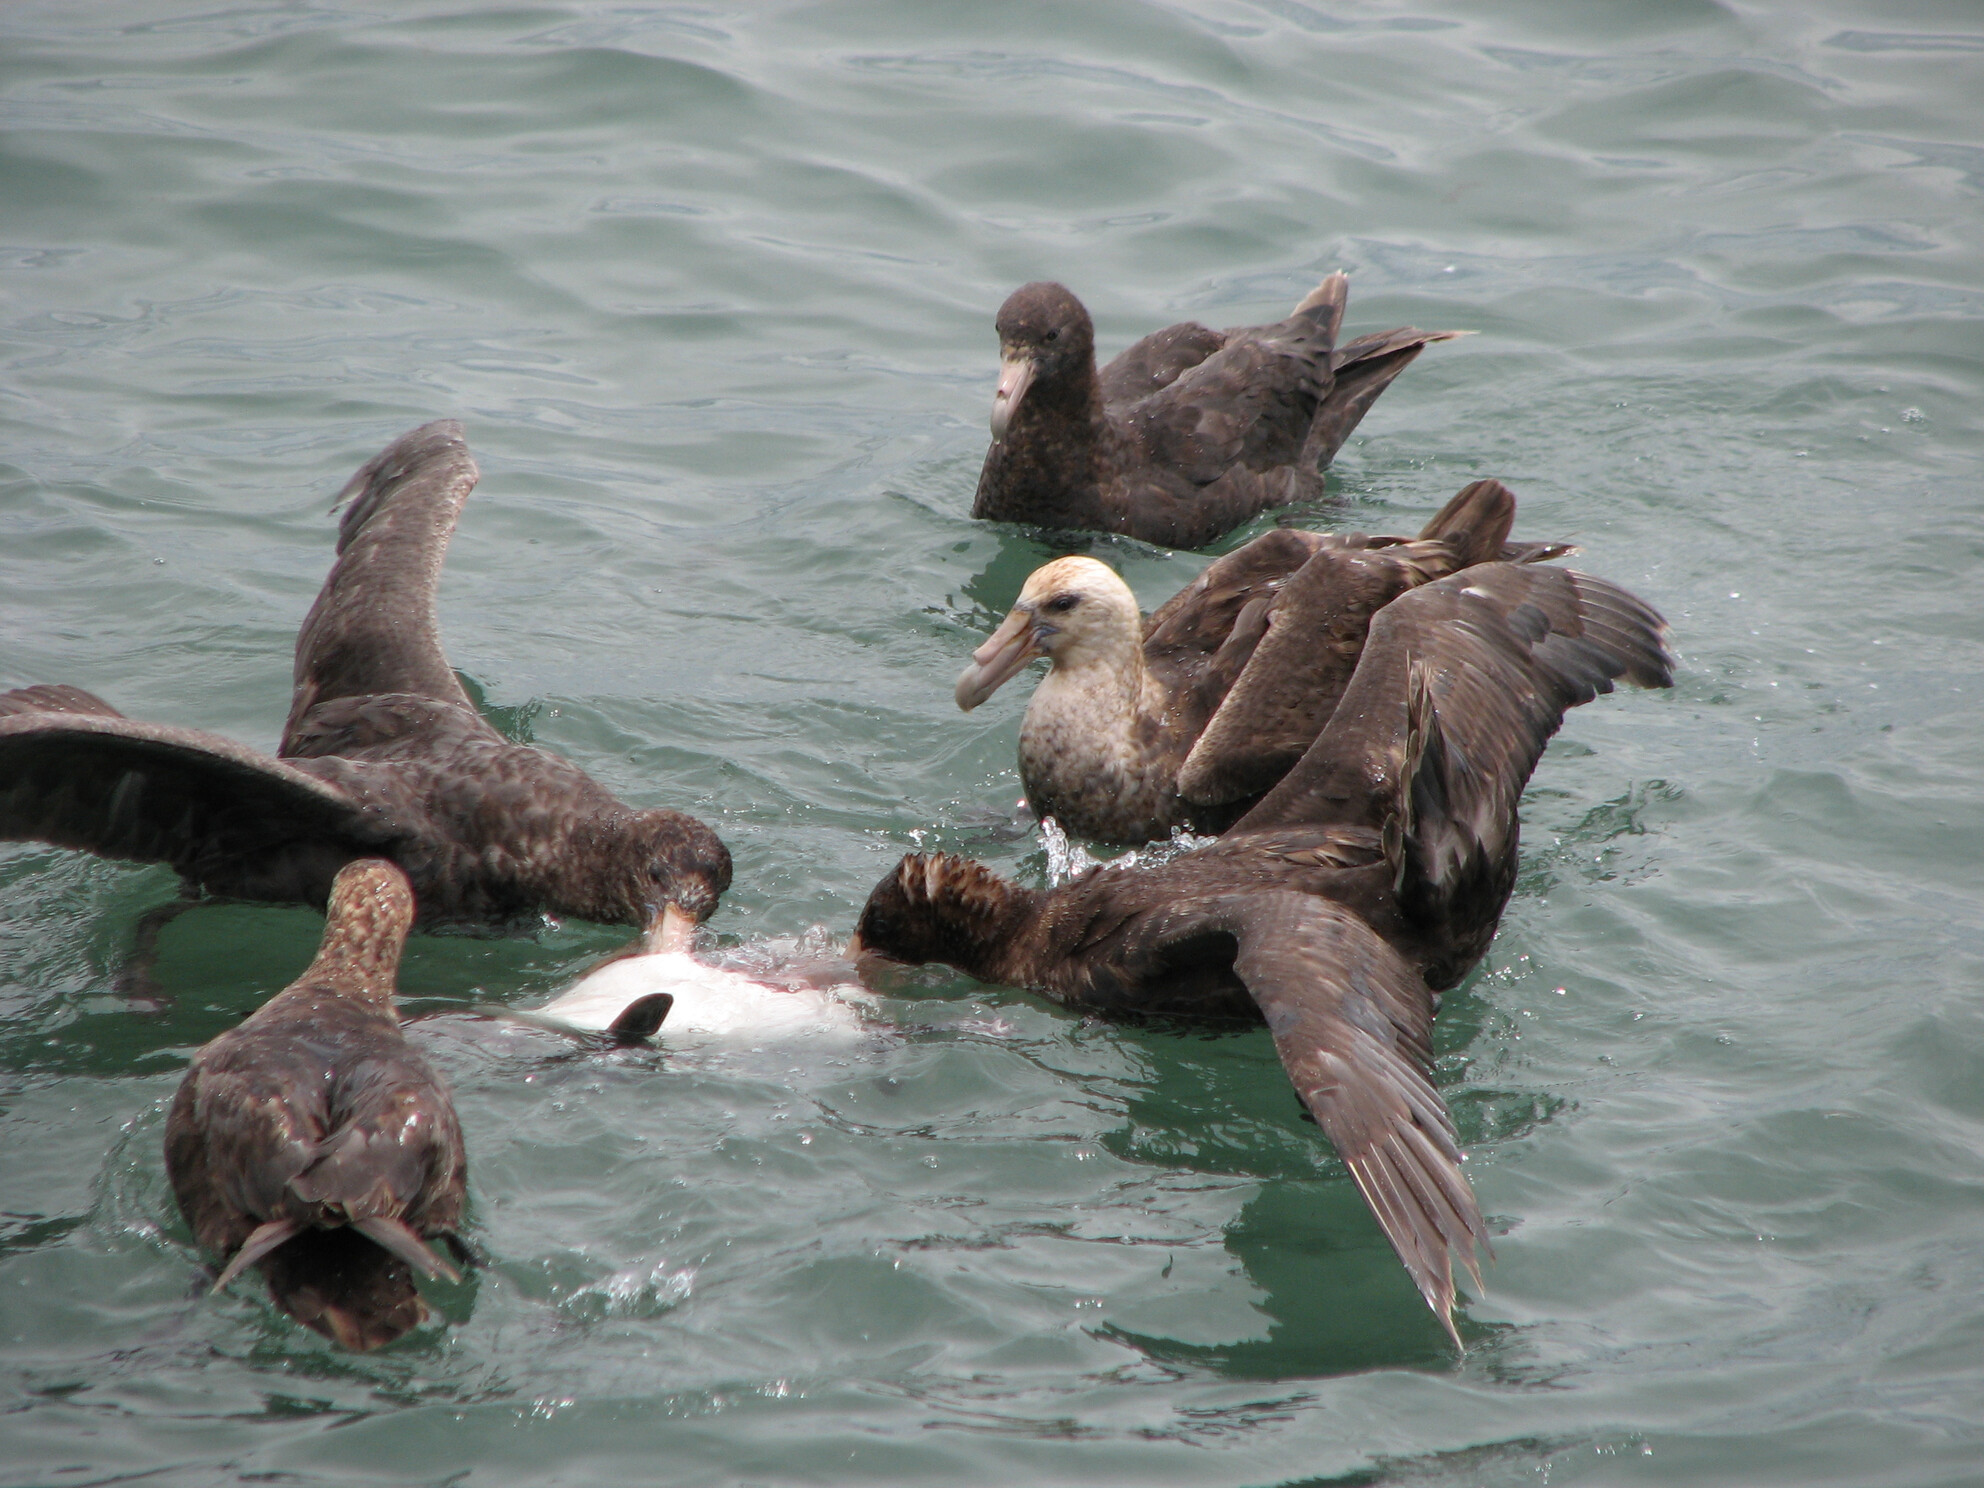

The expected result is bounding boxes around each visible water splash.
[1040,817,1216,889]
[1039,817,1101,886]
[560,1261,696,1323]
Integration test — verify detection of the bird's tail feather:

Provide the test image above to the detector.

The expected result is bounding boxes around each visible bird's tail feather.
[258,1227,431,1352]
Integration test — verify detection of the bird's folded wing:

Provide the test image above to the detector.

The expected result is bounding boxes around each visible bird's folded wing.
[288,1061,466,1234]
[1126,890,1482,1341]
[1100,321,1227,406]
[1138,528,1332,729]
[1178,543,1437,806]
[0,709,395,890]
[1142,527,1326,662]
[283,421,480,748]
[1126,333,1333,484]
[176,1054,328,1222]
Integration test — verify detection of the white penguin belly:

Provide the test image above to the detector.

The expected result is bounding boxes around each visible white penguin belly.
[521,950,871,1043]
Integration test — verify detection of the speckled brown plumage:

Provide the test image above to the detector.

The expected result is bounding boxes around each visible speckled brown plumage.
[862,560,1674,1342]
[0,421,730,933]
[164,860,466,1350]
[957,479,1572,844]
[971,276,1463,548]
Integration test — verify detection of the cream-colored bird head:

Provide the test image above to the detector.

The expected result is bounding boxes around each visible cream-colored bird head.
[954,556,1144,711]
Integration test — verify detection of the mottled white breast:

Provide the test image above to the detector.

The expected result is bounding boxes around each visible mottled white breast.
[518,951,873,1043]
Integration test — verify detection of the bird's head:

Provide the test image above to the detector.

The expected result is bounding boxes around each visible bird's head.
[955,556,1142,711]
[990,281,1095,442]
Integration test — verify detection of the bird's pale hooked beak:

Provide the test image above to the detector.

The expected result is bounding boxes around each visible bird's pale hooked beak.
[989,349,1036,443]
[642,902,698,955]
[955,605,1046,711]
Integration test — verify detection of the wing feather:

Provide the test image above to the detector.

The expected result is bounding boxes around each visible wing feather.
[0,711,396,901]
[283,421,479,748]
[1099,321,1226,406]
[1299,326,1467,472]
[1127,890,1485,1343]
[1127,334,1330,484]
[1178,542,1449,805]
[1235,565,1675,901]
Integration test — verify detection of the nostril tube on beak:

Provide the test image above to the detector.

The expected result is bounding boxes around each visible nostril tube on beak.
[990,351,1036,443]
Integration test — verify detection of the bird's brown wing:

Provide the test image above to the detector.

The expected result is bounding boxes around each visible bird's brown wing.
[1178,540,1456,806]
[1140,527,1329,705]
[0,710,398,901]
[1100,321,1227,406]
[0,684,125,721]
[289,1043,467,1238]
[1124,328,1334,485]
[1178,481,1577,809]
[1234,563,1674,908]
[1121,889,1483,1343]
[165,1051,322,1256]
[283,421,480,751]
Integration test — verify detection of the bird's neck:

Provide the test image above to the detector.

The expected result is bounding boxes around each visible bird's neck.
[299,917,406,1008]
[1029,636,1161,757]
[555,814,652,927]
[1029,357,1105,426]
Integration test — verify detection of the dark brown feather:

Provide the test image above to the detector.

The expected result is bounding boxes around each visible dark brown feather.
[1177,478,1521,807]
[0,711,396,905]
[283,420,479,743]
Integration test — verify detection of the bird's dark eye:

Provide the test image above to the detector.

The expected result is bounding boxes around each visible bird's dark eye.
[1046,593,1079,614]
[1043,329,1059,343]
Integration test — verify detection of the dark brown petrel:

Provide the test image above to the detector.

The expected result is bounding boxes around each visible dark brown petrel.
[0,422,730,949]
[956,478,1574,844]
[971,275,1464,548]
[165,859,467,1350]
[857,560,1674,1344]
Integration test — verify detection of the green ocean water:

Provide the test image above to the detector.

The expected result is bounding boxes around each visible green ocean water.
[1,2,1981,1483]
